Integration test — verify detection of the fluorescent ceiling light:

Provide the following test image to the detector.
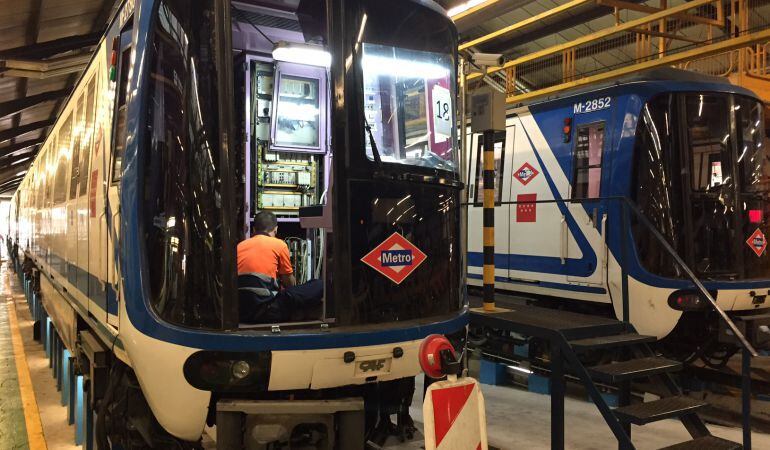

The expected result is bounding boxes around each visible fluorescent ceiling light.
[272,42,331,68]
[15,171,27,177]
[447,0,486,17]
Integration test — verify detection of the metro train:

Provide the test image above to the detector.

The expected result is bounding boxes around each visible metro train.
[466,68,770,359]
[8,0,466,447]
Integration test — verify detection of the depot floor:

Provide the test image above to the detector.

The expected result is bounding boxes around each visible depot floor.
[2,262,770,449]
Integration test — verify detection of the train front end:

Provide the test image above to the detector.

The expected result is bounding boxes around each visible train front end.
[629,80,770,356]
[118,0,466,444]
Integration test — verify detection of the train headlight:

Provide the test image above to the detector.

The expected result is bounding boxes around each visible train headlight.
[183,351,270,392]
[231,360,251,379]
[667,290,712,311]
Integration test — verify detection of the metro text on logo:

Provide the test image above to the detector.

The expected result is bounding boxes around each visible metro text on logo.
[381,250,413,267]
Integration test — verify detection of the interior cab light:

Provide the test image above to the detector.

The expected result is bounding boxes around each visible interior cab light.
[272,41,331,68]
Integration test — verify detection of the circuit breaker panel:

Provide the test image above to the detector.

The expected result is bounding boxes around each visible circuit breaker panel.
[249,59,322,219]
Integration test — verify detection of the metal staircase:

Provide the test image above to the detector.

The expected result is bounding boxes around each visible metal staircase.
[470,301,743,449]
[470,196,759,449]
[568,326,741,449]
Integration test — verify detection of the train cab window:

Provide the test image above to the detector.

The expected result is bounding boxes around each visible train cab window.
[686,94,733,193]
[361,42,457,172]
[632,94,685,278]
[111,27,132,184]
[573,123,604,199]
[143,0,230,329]
[736,96,770,278]
[474,131,506,206]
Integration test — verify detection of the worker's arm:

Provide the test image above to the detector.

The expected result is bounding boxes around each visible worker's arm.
[279,273,297,287]
[277,243,296,288]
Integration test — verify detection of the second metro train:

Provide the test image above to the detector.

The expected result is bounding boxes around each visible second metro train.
[466,68,770,358]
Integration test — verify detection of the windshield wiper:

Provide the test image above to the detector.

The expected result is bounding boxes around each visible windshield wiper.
[363,116,383,165]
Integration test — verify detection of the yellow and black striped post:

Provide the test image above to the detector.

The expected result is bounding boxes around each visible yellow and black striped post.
[482,129,496,311]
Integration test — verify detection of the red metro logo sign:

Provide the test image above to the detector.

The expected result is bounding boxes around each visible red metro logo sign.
[361,232,427,284]
[747,228,767,257]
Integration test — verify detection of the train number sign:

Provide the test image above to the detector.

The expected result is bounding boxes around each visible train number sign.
[573,96,612,114]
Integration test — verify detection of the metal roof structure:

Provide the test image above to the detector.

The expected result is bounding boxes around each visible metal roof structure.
[441,0,770,102]
[0,0,119,197]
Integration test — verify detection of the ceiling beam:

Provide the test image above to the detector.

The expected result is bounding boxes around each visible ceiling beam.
[0,138,45,158]
[0,120,54,145]
[0,32,101,61]
[469,0,718,80]
[0,89,69,120]
[0,54,92,79]
[0,164,29,186]
[459,0,595,51]
[0,176,24,191]
[506,27,770,104]
[0,152,35,168]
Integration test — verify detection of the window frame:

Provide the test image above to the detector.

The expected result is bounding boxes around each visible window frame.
[110,21,134,185]
[571,120,606,200]
[270,61,328,154]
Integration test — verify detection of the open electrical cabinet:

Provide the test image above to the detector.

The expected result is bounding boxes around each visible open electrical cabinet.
[232,0,332,328]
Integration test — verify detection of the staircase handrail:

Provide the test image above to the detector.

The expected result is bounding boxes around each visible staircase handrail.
[619,197,759,358]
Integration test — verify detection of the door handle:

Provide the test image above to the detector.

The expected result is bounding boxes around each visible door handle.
[560,214,567,265]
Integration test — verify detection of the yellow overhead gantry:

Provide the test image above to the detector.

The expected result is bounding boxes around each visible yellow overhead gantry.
[455,0,770,104]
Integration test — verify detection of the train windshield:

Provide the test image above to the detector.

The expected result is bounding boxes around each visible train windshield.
[634,92,770,280]
[359,0,458,173]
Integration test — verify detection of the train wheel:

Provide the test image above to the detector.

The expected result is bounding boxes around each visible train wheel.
[96,362,202,450]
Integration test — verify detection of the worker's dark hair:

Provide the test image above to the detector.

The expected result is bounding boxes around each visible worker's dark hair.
[253,211,278,234]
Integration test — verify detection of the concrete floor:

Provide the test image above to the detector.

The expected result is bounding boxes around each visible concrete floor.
[406,373,770,450]
[1,261,79,450]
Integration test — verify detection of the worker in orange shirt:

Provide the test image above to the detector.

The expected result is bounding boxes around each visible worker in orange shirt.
[237,211,322,323]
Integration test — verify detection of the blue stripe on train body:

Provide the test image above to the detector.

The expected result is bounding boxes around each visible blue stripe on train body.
[470,75,770,292]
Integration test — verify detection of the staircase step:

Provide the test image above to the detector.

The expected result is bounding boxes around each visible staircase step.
[588,357,682,382]
[613,396,707,425]
[658,435,741,450]
[569,333,657,351]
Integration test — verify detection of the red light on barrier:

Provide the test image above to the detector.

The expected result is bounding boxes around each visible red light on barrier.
[749,209,763,223]
[419,334,456,379]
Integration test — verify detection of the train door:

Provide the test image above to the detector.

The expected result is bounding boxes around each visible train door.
[566,118,609,286]
[77,77,97,303]
[105,25,132,328]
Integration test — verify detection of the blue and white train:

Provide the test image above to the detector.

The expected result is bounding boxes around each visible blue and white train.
[9,0,467,447]
[466,69,770,354]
